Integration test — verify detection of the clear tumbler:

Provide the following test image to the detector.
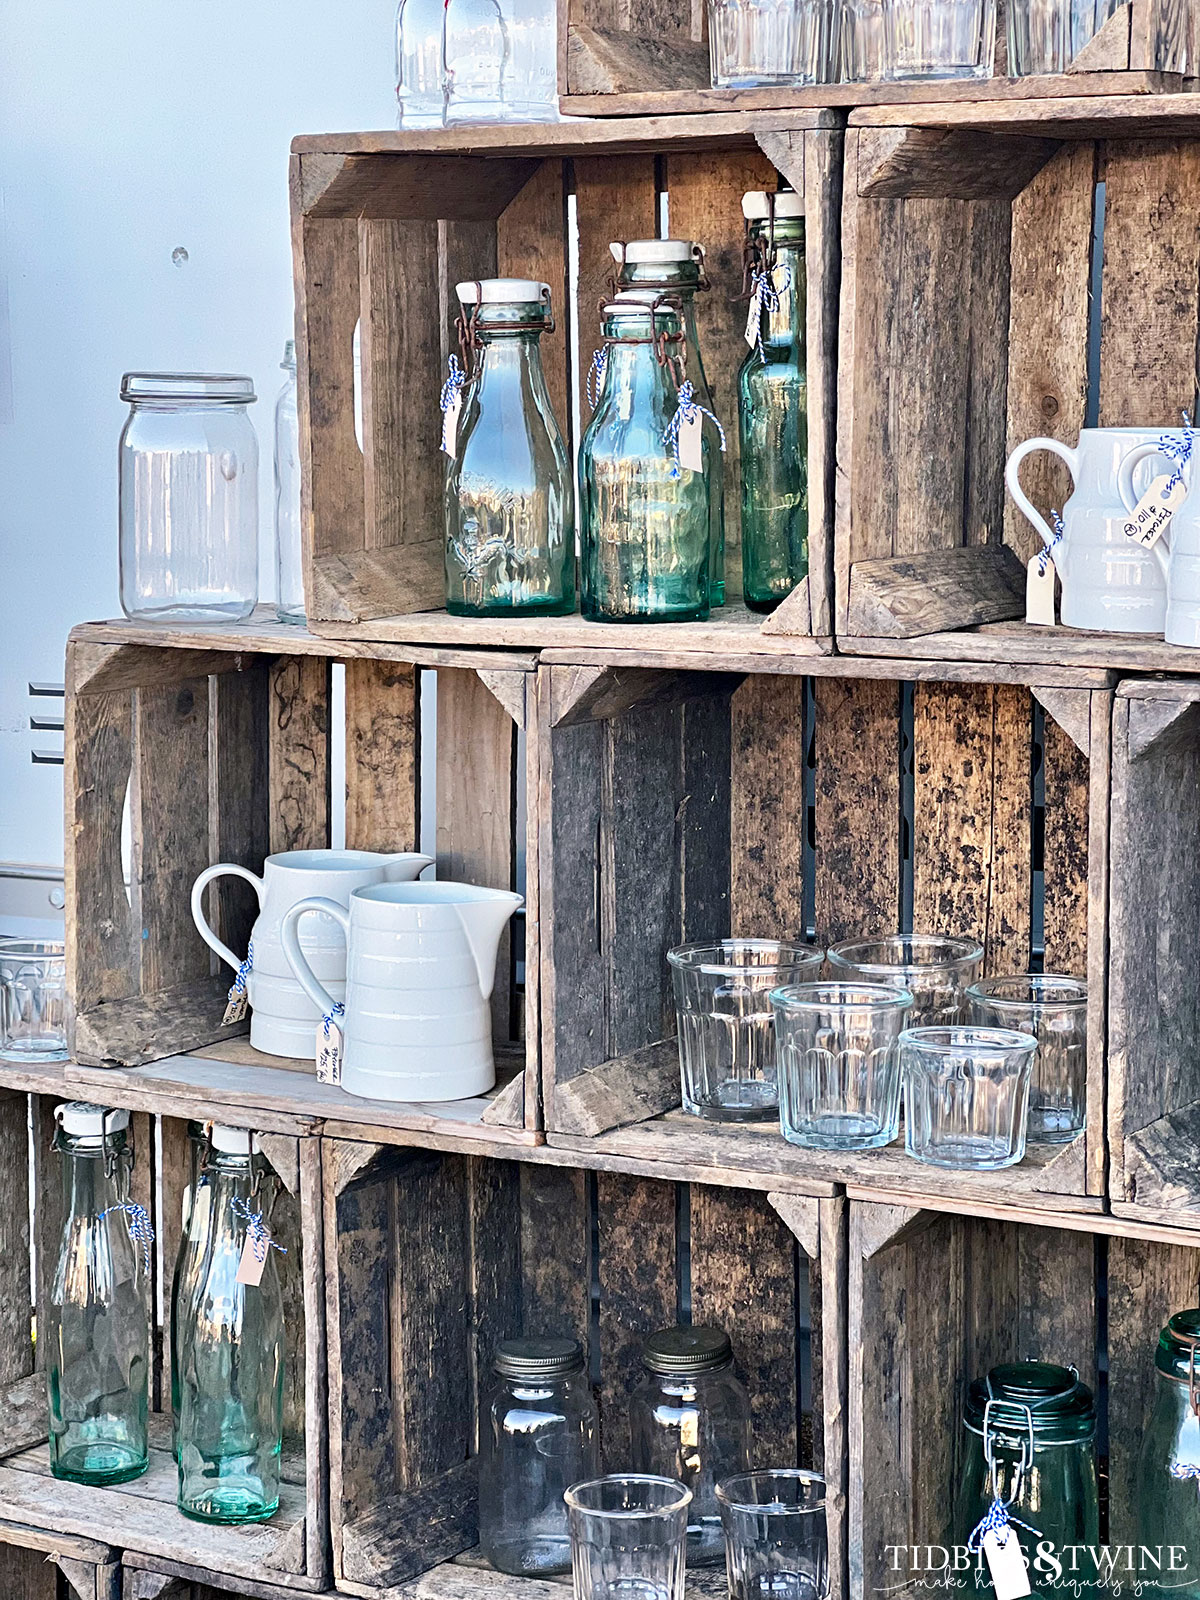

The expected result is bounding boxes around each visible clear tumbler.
[0,938,67,1061]
[772,982,913,1151]
[1007,0,1119,73]
[901,1025,1037,1170]
[827,935,982,1027]
[707,0,836,85]
[881,0,996,77]
[716,1470,828,1600]
[966,974,1087,1145]
[566,1475,692,1600]
[668,941,825,1122]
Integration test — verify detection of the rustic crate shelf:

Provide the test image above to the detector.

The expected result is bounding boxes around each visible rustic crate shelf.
[0,1524,120,1600]
[322,1138,847,1599]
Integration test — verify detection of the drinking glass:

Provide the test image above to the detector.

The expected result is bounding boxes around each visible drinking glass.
[827,935,982,1026]
[0,939,67,1061]
[881,0,996,78]
[841,0,885,76]
[901,1025,1037,1170]
[772,982,913,1151]
[668,941,825,1122]
[1007,0,1117,73]
[708,0,834,85]
[566,1475,691,1600]
[966,974,1087,1145]
[717,1470,828,1600]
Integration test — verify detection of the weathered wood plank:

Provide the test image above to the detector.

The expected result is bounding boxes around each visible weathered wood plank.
[813,678,901,943]
[731,676,806,939]
[846,546,1025,638]
[520,1164,591,1353]
[344,659,419,854]
[497,162,570,445]
[0,1093,33,1388]
[268,656,330,854]
[550,1039,681,1136]
[209,665,271,974]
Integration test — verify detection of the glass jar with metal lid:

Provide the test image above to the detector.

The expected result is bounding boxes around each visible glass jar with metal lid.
[1136,1310,1200,1597]
[479,1336,599,1575]
[954,1361,1098,1596]
[629,1325,751,1565]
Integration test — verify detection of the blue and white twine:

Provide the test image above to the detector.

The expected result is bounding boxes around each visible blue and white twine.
[748,260,793,363]
[1037,509,1066,578]
[323,1000,345,1041]
[101,1203,155,1274]
[231,1196,287,1265]
[227,939,254,1007]
[663,382,726,480]
[967,1497,1041,1556]
[586,347,609,410]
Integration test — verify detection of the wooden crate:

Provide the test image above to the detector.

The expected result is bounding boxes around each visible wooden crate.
[290,115,840,651]
[848,1196,1200,1600]
[322,1138,848,1600]
[0,1523,120,1600]
[0,1083,327,1592]
[834,111,1200,661]
[537,653,1112,1213]
[121,1561,329,1599]
[64,616,539,1139]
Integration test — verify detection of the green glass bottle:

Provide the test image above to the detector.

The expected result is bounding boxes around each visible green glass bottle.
[48,1103,149,1486]
[579,296,711,623]
[1136,1310,1200,1597]
[177,1126,284,1525]
[955,1362,1098,1597]
[737,191,808,613]
[445,278,575,617]
[170,1120,211,1461]
[612,241,726,605]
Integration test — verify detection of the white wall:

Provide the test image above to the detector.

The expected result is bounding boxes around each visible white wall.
[0,0,397,875]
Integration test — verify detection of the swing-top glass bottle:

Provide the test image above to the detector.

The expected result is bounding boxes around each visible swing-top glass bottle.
[48,1102,150,1486]
[445,279,575,617]
[1137,1309,1200,1598]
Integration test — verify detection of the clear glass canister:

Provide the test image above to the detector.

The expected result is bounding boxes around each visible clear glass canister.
[119,373,259,624]
[48,1103,150,1485]
[274,342,305,625]
[1136,1310,1200,1597]
[479,1336,599,1575]
[612,242,725,606]
[579,296,711,623]
[176,1126,284,1524]
[629,1326,751,1565]
[446,280,574,617]
[738,192,809,613]
[955,1361,1098,1597]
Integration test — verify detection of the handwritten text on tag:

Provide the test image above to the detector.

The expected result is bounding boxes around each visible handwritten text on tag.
[982,1528,1031,1600]
[1122,472,1187,549]
[236,1234,267,1287]
[222,991,249,1026]
[744,295,761,349]
[678,412,704,474]
[1026,557,1056,627]
[316,1018,343,1086]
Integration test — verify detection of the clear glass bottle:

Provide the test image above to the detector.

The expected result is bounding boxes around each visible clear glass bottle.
[506,0,559,118]
[446,280,574,616]
[274,342,305,625]
[579,296,711,623]
[738,193,808,613]
[396,0,448,125]
[170,1121,210,1461]
[48,1103,149,1486]
[444,0,510,122]
[612,243,725,605]
[629,1326,751,1565]
[118,373,259,624]
[1136,1310,1200,1598]
[954,1362,1098,1597]
[479,1337,599,1576]
[177,1126,284,1525]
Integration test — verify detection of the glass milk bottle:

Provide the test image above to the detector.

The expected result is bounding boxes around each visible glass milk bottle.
[48,1103,150,1485]
[396,0,448,125]
[737,191,808,612]
[1137,1310,1200,1598]
[274,341,305,625]
[445,280,574,616]
[176,1126,284,1524]
[612,242,726,604]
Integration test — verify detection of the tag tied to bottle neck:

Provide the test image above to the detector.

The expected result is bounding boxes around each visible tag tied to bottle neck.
[222,939,254,1026]
[100,1202,156,1276]
[316,1001,345,1086]
[440,354,468,457]
[968,1500,1038,1600]
[743,260,793,362]
[663,380,726,479]
[232,1194,286,1287]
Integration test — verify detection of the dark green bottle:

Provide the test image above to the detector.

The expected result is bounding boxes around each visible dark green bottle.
[1136,1310,1200,1597]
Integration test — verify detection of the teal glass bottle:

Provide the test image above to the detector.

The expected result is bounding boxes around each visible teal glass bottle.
[613,241,725,605]
[170,1120,210,1461]
[954,1362,1098,1597]
[48,1102,149,1485]
[1136,1310,1200,1597]
[737,191,808,613]
[445,278,575,617]
[177,1126,284,1525]
[579,296,711,623]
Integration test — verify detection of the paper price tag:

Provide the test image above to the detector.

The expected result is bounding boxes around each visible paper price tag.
[441,394,462,457]
[236,1234,267,1287]
[982,1528,1032,1600]
[1026,556,1056,626]
[1122,472,1187,549]
[678,412,704,474]
[316,1018,343,1086]
[222,990,249,1026]
[744,295,761,349]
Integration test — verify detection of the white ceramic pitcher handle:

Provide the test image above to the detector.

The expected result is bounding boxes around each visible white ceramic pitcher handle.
[280,897,349,1017]
[191,864,265,974]
[1005,437,1080,572]
[1118,441,1174,578]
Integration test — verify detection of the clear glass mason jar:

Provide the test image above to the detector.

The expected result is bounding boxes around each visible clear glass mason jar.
[48,1103,150,1486]
[274,342,305,625]
[396,0,448,125]
[738,193,809,613]
[955,1362,1098,1597]
[1136,1310,1200,1598]
[479,1337,599,1576]
[446,280,575,617]
[612,243,725,606]
[177,1126,284,1524]
[579,297,711,623]
[170,1120,209,1461]
[118,373,259,624]
[629,1326,751,1565]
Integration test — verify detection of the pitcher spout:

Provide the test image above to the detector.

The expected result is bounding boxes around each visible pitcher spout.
[456,889,524,1001]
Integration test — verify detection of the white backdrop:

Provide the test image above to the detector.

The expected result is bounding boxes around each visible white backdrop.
[0,0,397,876]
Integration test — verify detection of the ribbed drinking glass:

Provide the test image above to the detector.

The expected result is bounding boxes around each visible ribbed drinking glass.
[566,1475,691,1600]
[716,1470,828,1600]
[827,934,983,1026]
[901,1025,1037,1169]
[966,974,1087,1145]
[881,0,996,77]
[0,938,67,1061]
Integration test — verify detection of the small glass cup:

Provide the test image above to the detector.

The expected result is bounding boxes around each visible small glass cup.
[772,982,914,1151]
[827,935,983,1027]
[668,941,825,1122]
[966,974,1087,1146]
[566,1474,692,1600]
[707,0,835,85]
[881,0,996,77]
[901,1025,1037,1170]
[841,0,885,77]
[0,939,68,1061]
[717,1469,828,1600]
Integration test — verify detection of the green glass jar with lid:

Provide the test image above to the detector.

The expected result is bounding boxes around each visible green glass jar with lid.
[955,1361,1098,1596]
[737,190,808,613]
[1136,1310,1200,1597]
[611,241,726,606]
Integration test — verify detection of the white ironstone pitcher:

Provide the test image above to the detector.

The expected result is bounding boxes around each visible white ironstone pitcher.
[1117,438,1200,647]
